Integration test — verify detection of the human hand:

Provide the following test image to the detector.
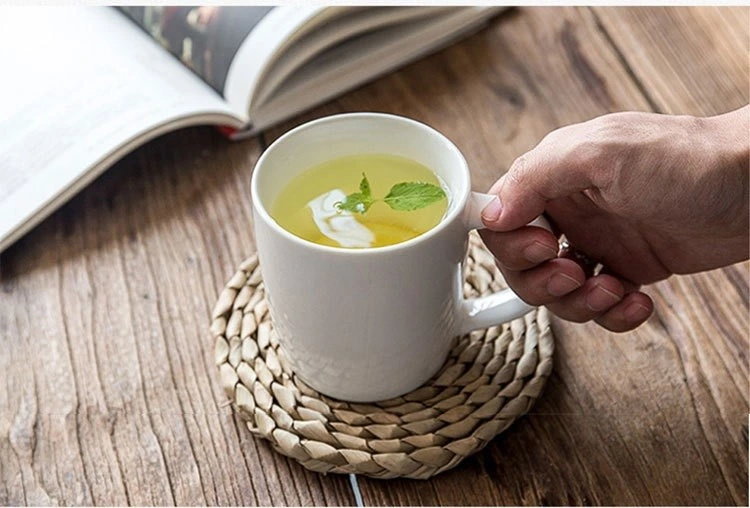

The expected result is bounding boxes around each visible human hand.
[480,106,749,332]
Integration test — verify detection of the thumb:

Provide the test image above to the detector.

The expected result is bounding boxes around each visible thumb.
[481,147,598,231]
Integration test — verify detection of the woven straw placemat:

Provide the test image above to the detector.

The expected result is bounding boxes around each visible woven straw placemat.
[210,233,554,479]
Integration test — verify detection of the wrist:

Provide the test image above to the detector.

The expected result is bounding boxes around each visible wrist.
[702,105,750,173]
[701,106,749,258]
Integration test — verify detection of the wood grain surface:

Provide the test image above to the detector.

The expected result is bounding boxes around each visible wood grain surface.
[0,133,355,506]
[1,6,747,506]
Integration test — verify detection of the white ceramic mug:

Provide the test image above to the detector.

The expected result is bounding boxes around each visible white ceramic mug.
[251,113,548,402]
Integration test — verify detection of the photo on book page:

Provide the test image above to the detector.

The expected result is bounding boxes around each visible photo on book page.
[119,6,273,94]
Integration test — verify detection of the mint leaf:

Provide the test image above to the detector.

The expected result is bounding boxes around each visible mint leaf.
[337,173,374,214]
[336,174,445,214]
[359,173,372,198]
[383,182,446,211]
[337,192,373,214]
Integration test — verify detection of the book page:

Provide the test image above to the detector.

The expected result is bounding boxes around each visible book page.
[223,6,333,116]
[119,6,273,95]
[250,7,459,109]
[248,7,504,133]
[0,7,244,253]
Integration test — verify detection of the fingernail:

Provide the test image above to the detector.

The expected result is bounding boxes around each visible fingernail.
[523,241,558,264]
[586,285,622,311]
[547,273,582,297]
[481,197,502,223]
[624,302,651,322]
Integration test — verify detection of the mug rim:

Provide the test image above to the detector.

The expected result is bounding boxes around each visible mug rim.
[250,112,472,255]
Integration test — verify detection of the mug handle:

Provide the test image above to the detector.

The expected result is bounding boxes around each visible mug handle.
[456,192,553,335]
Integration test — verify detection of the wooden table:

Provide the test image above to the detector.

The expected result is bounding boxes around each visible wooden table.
[2,7,747,506]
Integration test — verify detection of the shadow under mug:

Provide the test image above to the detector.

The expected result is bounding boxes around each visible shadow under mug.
[251,112,548,402]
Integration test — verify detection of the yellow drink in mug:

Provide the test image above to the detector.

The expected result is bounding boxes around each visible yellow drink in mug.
[271,154,448,248]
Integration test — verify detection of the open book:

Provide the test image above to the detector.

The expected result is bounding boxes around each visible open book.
[0,6,504,253]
